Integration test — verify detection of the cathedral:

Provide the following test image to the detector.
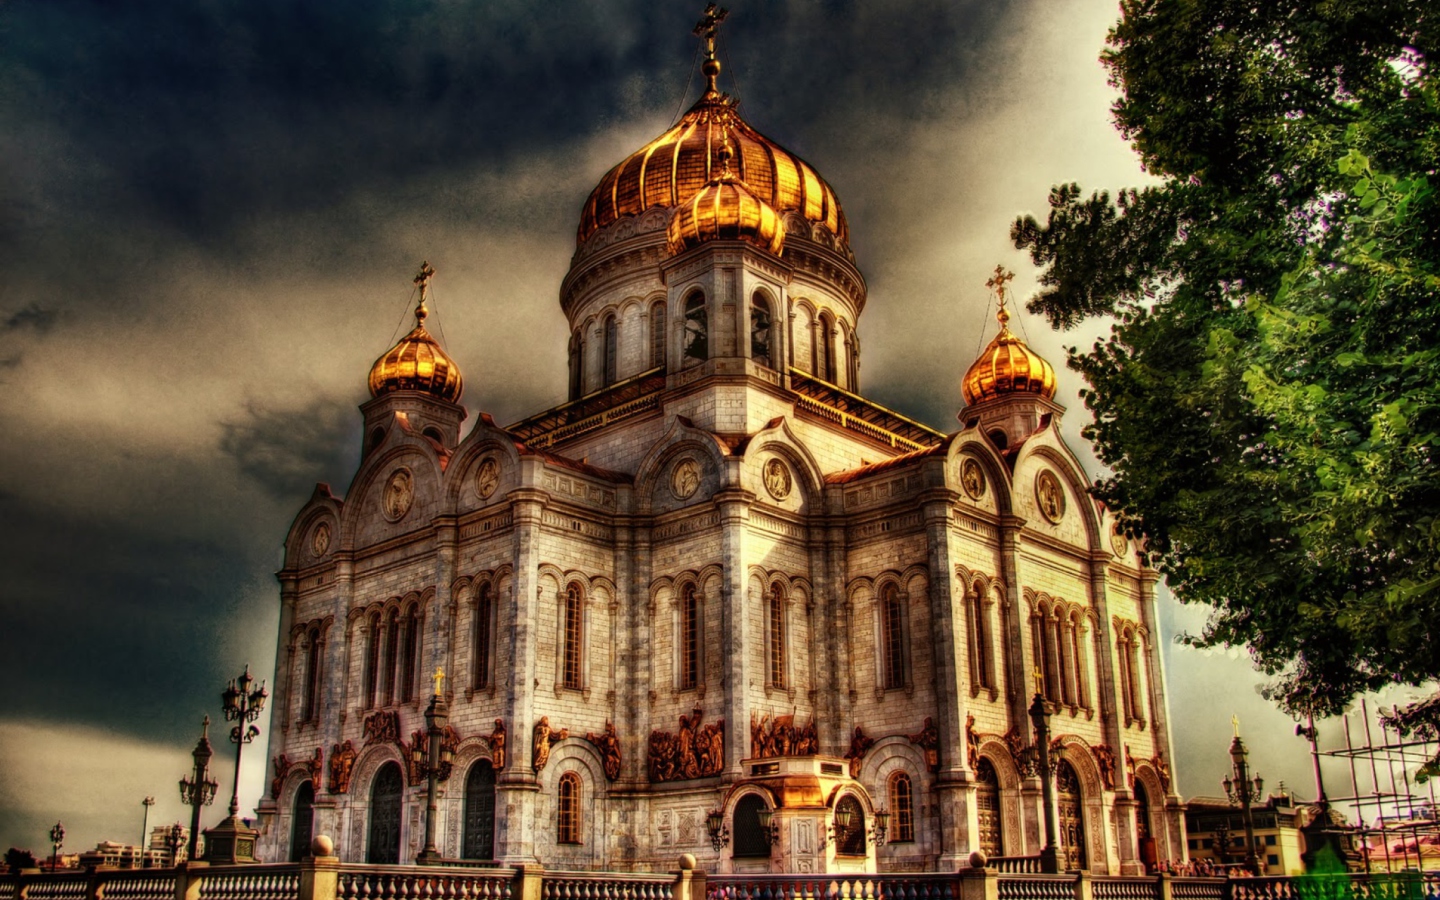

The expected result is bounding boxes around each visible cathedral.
[254,12,1184,876]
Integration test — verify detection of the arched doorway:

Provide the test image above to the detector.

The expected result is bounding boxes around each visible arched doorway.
[1134,780,1156,872]
[975,758,1004,858]
[289,781,314,862]
[1056,759,1087,871]
[732,794,770,859]
[835,794,866,857]
[367,762,403,864]
[463,761,496,860]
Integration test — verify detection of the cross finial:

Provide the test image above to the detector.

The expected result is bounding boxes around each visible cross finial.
[986,265,1015,330]
[693,4,729,95]
[413,261,435,324]
[1231,714,1241,737]
[433,666,445,697]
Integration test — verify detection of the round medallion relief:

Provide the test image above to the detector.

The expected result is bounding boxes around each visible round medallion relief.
[1035,470,1066,524]
[670,458,701,500]
[475,457,500,501]
[763,458,792,500]
[310,521,331,558]
[382,468,414,521]
[1110,526,1128,558]
[960,458,986,500]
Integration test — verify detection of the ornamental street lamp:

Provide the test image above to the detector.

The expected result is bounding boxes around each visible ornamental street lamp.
[179,715,219,863]
[819,803,854,850]
[140,797,155,856]
[413,668,455,864]
[870,809,891,847]
[1030,685,1061,873]
[1222,716,1264,874]
[48,822,64,872]
[204,665,267,864]
[705,809,730,851]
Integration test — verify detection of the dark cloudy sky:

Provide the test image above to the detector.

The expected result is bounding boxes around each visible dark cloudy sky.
[1,0,1421,855]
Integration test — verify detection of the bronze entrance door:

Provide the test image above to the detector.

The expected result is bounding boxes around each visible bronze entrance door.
[463,761,496,860]
[367,762,403,864]
[289,781,315,862]
[975,758,1003,858]
[1056,759,1087,871]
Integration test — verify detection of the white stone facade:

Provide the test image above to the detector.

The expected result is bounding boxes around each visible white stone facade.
[254,95,1185,877]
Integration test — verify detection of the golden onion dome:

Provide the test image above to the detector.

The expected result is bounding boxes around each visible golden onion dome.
[368,262,464,403]
[577,86,846,250]
[667,142,785,257]
[961,268,1057,405]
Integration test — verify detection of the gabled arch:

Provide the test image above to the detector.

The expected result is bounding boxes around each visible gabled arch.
[282,484,344,570]
[1013,437,1104,552]
[632,418,731,514]
[743,417,826,510]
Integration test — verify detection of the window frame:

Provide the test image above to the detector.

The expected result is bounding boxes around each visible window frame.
[557,771,582,844]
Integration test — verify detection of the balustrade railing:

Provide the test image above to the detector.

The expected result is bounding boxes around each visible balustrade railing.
[543,871,673,900]
[708,874,956,900]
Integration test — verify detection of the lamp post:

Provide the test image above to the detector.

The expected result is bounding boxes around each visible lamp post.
[205,665,267,864]
[48,822,64,872]
[179,715,219,863]
[706,809,730,851]
[140,797,155,856]
[413,667,454,864]
[1030,689,1061,873]
[1222,717,1264,874]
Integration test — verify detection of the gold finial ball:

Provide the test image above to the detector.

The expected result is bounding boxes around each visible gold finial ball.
[310,834,335,857]
[702,57,720,78]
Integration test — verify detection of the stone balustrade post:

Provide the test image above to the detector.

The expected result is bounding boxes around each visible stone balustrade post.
[513,862,545,900]
[173,861,208,900]
[1073,870,1094,900]
[298,841,339,900]
[1156,872,1175,900]
[957,861,999,900]
[14,869,40,900]
[674,854,705,900]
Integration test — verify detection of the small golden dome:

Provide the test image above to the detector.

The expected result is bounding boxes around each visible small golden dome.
[667,143,785,257]
[368,262,464,403]
[961,267,1057,405]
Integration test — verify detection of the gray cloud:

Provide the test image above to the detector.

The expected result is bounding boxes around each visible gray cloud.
[220,399,359,501]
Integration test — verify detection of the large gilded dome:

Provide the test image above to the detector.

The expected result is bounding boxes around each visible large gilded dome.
[577,88,847,250]
[962,302,1056,405]
[368,263,464,403]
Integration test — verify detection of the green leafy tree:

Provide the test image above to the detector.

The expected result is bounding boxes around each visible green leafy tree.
[1011,0,1439,719]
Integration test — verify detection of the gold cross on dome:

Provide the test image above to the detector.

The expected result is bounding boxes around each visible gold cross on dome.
[693,4,729,45]
[985,265,1015,308]
[1231,713,1241,737]
[433,666,445,697]
[414,260,435,295]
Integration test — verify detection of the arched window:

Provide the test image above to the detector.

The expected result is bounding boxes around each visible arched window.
[683,292,708,365]
[732,795,770,858]
[835,795,865,856]
[1057,615,1075,707]
[650,301,667,370]
[1057,759,1087,871]
[463,761,497,860]
[473,583,493,691]
[844,323,859,389]
[881,584,907,690]
[557,772,582,844]
[302,627,322,723]
[889,772,915,843]
[767,582,787,689]
[1032,602,1067,705]
[975,758,1003,858]
[603,314,618,386]
[562,583,584,690]
[1069,614,1091,710]
[751,293,773,368]
[289,780,314,862]
[399,605,419,702]
[364,613,381,708]
[568,329,584,399]
[383,609,400,705]
[679,583,699,690]
[815,313,835,382]
[366,762,403,864]
[1118,625,1146,726]
[969,580,993,694]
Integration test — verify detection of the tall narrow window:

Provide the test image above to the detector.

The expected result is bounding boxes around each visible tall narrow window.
[969,580,993,693]
[383,609,400,705]
[603,315,618,386]
[1057,617,1075,707]
[889,772,915,843]
[568,330,583,399]
[976,758,1003,857]
[473,583,493,691]
[844,324,859,388]
[302,628,322,723]
[400,606,419,702]
[881,584,906,689]
[751,294,773,367]
[650,301,666,369]
[563,583,584,690]
[816,313,834,382]
[683,293,708,365]
[679,583,699,690]
[1071,618,1090,709]
[365,613,381,708]
[767,583,787,689]
[557,772,582,844]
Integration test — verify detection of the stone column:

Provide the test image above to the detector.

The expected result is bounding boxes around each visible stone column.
[716,488,754,776]
[331,553,355,743]
[921,489,970,869]
[824,517,852,753]
[496,487,547,864]
[432,516,460,699]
